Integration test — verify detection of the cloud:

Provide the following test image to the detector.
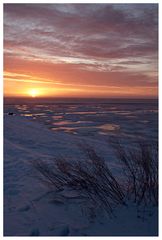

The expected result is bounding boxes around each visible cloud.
[4,55,157,88]
[4,4,158,97]
[4,4,158,56]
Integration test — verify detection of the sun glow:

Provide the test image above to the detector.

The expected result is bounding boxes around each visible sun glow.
[28,89,39,97]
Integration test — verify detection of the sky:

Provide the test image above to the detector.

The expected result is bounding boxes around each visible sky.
[4,4,158,98]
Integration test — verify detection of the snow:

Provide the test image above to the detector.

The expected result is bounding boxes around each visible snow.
[4,115,158,236]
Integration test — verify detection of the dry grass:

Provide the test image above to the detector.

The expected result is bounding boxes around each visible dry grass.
[32,140,158,217]
[111,139,158,206]
[32,146,125,215]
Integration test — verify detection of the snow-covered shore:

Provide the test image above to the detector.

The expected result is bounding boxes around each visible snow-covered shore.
[4,115,158,236]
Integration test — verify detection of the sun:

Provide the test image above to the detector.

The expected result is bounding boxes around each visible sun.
[28,89,39,98]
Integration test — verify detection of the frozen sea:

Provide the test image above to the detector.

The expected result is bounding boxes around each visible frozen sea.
[4,98,158,143]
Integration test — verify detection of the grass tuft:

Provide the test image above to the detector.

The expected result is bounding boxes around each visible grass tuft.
[32,140,158,217]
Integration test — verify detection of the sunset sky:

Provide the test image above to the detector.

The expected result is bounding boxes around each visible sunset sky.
[4,4,158,98]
